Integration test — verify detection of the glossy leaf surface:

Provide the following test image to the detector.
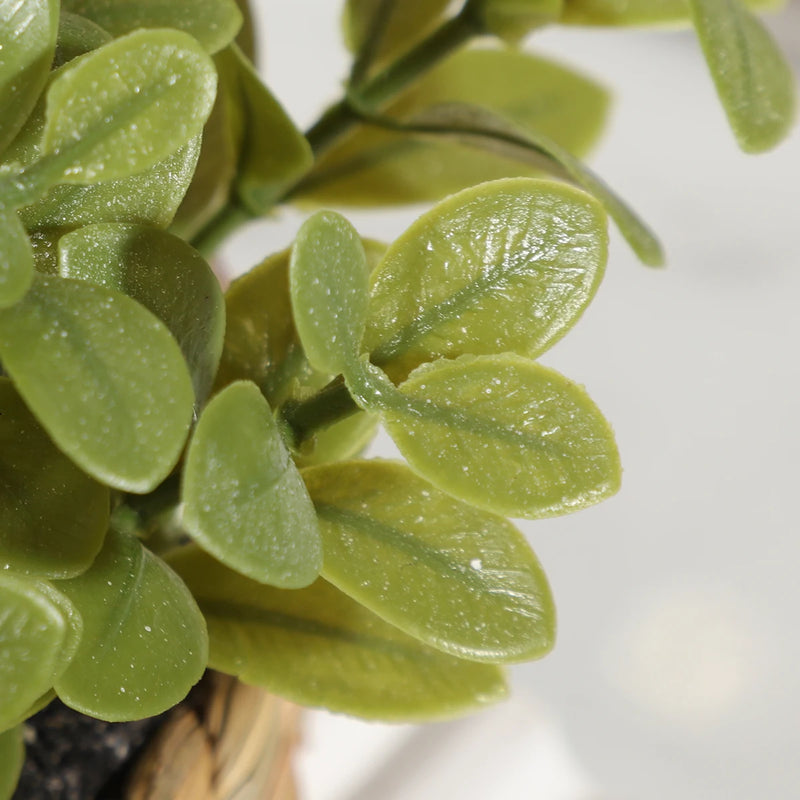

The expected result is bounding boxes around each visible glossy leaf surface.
[182,381,322,588]
[291,211,369,376]
[472,0,562,41]
[0,275,194,493]
[169,546,509,720]
[58,223,225,404]
[365,178,607,380]
[0,0,58,154]
[39,29,216,185]
[377,354,621,519]
[689,0,795,152]
[61,0,243,54]
[399,102,663,266]
[0,726,23,799]
[0,378,109,578]
[21,138,201,232]
[0,574,81,731]
[561,0,779,26]
[54,11,112,68]
[0,210,33,309]
[54,528,208,721]
[297,49,609,206]
[305,460,555,662]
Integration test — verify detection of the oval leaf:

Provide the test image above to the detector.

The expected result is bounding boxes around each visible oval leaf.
[168,546,509,721]
[297,48,609,206]
[376,354,621,519]
[53,11,113,68]
[0,726,23,800]
[0,378,109,578]
[54,527,208,721]
[58,223,225,405]
[689,0,796,153]
[304,460,555,662]
[472,0,563,41]
[366,178,607,380]
[0,0,58,154]
[0,209,33,309]
[561,0,779,26]
[291,211,369,376]
[61,0,243,54]
[0,574,82,731]
[0,275,195,493]
[40,29,216,185]
[182,381,322,589]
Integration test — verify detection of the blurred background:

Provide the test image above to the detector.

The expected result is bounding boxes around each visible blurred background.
[219,3,800,798]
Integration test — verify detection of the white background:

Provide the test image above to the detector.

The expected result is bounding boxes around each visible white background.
[221,3,800,798]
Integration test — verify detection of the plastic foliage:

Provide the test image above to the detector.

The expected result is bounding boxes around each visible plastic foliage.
[0,0,794,794]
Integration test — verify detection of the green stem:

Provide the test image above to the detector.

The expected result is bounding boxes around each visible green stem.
[280,376,360,448]
[191,201,252,257]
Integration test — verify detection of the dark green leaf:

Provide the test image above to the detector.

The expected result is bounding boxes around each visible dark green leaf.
[0,209,34,309]
[54,528,208,721]
[182,381,322,588]
[58,223,225,405]
[305,460,555,662]
[0,574,82,731]
[291,211,369,376]
[365,178,608,381]
[0,378,109,578]
[53,11,112,68]
[395,102,664,266]
[0,726,23,799]
[362,354,621,519]
[61,0,243,54]
[0,275,195,493]
[296,48,609,206]
[168,546,509,720]
[0,0,58,155]
[689,0,795,152]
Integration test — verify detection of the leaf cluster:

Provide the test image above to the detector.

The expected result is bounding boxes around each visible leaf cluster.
[0,0,794,795]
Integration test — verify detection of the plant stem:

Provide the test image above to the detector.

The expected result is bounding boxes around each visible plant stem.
[191,201,252,256]
[280,376,360,448]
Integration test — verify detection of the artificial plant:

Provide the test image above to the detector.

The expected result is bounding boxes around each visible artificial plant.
[0,0,794,795]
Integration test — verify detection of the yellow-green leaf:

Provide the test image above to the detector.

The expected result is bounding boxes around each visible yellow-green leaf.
[0,378,109,578]
[0,726,23,799]
[58,223,225,405]
[168,546,509,720]
[61,0,243,54]
[296,48,609,206]
[291,211,369,376]
[0,209,33,309]
[54,528,208,721]
[305,460,555,662]
[376,354,621,519]
[365,178,607,381]
[689,0,795,153]
[53,11,112,68]
[561,0,781,26]
[0,275,195,493]
[182,381,322,589]
[471,0,563,41]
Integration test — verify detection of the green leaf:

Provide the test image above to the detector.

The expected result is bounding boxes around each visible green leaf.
[294,410,379,468]
[53,11,112,68]
[688,0,796,153]
[343,0,451,73]
[0,275,195,493]
[61,0,243,54]
[182,381,322,589]
[228,45,313,215]
[561,0,781,26]
[21,138,201,232]
[0,209,34,309]
[168,546,509,720]
[296,48,609,206]
[0,574,82,732]
[304,460,555,662]
[58,223,225,405]
[368,353,621,519]
[291,211,370,376]
[54,528,208,721]
[471,0,563,41]
[0,726,23,800]
[0,378,109,578]
[365,178,607,381]
[393,102,663,266]
[35,29,216,188]
[0,0,58,155]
